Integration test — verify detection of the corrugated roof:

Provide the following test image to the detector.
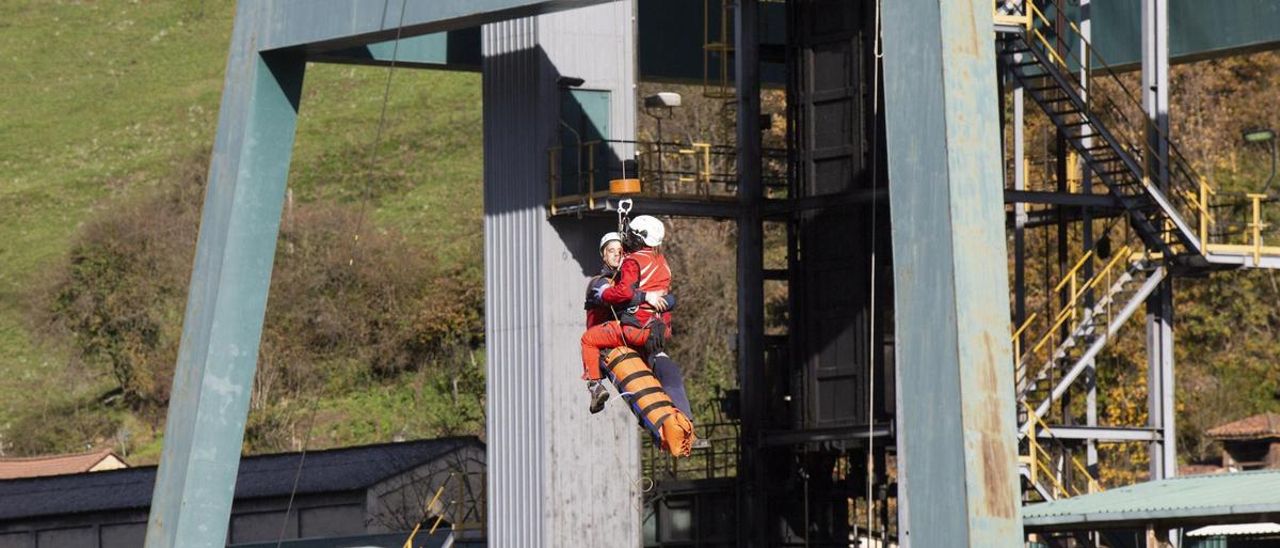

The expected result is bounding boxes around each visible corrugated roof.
[1206,413,1280,440]
[0,437,481,522]
[1187,522,1280,537]
[1024,470,1280,529]
[0,449,126,480]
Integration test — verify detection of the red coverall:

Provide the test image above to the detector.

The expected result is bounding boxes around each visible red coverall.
[579,248,672,380]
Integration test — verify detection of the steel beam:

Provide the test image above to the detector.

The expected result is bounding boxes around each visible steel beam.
[1013,76,1028,365]
[144,6,306,546]
[1038,425,1163,442]
[882,0,1022,544]
[1080,0,1101,473]
[249,0,606,52]
[146,2,630,547]
[1014,206,1126,229]
[1004,190,1120,208]
[310,30,482,71]
[1143,0,1177,482]
[759,423,894,448]
[734,0,768,544]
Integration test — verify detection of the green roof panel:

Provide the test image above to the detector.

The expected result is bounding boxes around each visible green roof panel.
[1025,471,1280,530]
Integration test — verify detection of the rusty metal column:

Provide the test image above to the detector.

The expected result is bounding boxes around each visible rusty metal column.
[881,0,1023,545]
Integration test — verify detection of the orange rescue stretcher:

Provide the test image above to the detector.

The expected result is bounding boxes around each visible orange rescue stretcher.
[602,347,695,457]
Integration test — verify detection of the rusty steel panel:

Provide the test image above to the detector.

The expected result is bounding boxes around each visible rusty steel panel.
[881,0,1023,545]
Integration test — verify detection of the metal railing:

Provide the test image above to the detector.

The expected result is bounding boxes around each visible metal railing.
[1001,0,1280,263]
[1021,402,1103,500]
[1011,244,1140,385]
[1200,180,1280,262]
[642,389,740,482]
[547,138,787,214]
[1006,0,1208,253]
[703,0,734,100]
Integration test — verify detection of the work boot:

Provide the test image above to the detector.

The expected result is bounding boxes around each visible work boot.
[588,380,610,414]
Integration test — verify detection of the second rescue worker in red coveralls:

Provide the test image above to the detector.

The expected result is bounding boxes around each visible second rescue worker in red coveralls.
[583,230,692,419]
[580,216,678,412]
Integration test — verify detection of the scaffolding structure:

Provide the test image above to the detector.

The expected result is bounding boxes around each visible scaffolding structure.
[141,1,1280,547]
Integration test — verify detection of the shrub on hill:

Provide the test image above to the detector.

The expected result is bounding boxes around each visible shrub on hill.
[40,155,484,409]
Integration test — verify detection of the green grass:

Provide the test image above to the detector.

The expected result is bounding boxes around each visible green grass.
[0,0,485,456]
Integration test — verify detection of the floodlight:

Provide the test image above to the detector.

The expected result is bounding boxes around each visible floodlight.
[556,76,585,88]
[644,92,682,109]
[1243,127,1278,193]
[1244,128,1275,143]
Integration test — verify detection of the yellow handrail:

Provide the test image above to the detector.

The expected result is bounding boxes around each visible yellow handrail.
[1022,0,1219,250]
[1022,403,1103,497]
[403,474,453,548]
[1030,246,1131,355]
[1011,245,1135,378]
[1011,311,1039,366]
[993,0,1033,28]
[1053,249,1095,294]
[547,146,561,216]
[1026,2,1071,71]
[1249,194,1269,264]
[1011,312,1039,342]
[1024,415,1071,498]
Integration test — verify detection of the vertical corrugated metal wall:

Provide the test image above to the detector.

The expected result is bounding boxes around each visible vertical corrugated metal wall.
[482,2,639,546]
[483,17,543,547]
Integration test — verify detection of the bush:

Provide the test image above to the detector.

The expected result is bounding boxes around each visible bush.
[5,400,120,457]
[43,155,485,410]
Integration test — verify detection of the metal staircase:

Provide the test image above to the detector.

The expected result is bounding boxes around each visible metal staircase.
[1008,244,1161,500]
[1019,403,1103,502]
[997,0,1280,503]
[997,0,1205,259]
[996,2,1202,499]
[1014,250,1165,432]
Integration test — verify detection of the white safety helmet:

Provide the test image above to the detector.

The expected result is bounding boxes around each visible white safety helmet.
[627,215,665,247]
[599,231,622,253]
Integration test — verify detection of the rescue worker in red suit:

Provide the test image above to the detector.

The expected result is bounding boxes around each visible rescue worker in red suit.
[581,217,691,419]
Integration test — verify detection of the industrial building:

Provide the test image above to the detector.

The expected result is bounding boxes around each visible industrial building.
[0,438,483,548]
[134,0,1280,546]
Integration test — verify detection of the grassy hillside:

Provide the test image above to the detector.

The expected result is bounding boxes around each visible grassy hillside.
[7,0,1280,484]
[0,0,484,460]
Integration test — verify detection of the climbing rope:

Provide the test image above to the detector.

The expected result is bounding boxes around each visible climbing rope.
[606,198,635,323]
[866,0,883,539]
[273,1,410,545]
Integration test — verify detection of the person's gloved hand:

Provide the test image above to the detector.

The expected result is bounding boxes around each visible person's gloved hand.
[592,282,610,300]
[644,290,669,311]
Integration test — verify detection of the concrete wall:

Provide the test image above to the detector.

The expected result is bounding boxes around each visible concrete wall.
[482,1,641,546]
